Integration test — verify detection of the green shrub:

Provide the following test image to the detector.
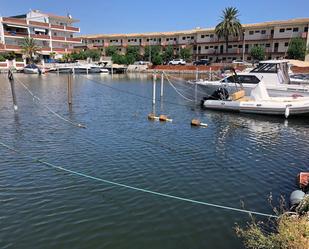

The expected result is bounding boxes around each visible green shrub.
[287,37,307,60]
[250,46,265,61]
[0,54,6,62]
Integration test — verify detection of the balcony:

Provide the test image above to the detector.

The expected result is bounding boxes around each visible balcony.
[2,17,27,26]
[66,37,82,43]
[51,24,65,30]
[41,47,51,52]
[29,20,49,28]
[31,34,50,40]
[53,48,66,52]
[66,26,80,32]
[5,44,22,50]
[4,31,28,38]
[52,36,65,41]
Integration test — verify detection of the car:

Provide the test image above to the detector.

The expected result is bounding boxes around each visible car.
[232,59,251,66]
[193,59,211,66]
[168,59,186,65]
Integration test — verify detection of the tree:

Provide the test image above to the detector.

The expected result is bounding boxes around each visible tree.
[111,54,127,64]
[250,46,265,61]
[84,49,101,61]
[152,54,163,65]
[179,47,192,61]
[125,46,141,64]
[144,45,161,64]
[215,7,242,53]
[105,46,118,57]
[287,37,307,60]
[21,37,39,63]
[162,45,174,63]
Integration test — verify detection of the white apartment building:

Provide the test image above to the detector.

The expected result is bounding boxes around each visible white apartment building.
[78,18,309,62]
[0,10,82,59]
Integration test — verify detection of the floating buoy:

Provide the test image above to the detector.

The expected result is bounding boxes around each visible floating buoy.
[290,190,305,207]
[159,115,172,122]
[191,119,208,127]
[297,172,309,190]
[148,113,159,121]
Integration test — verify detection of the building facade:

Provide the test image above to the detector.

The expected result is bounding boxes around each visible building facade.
[78,18,309,62]
[0,10,82,58]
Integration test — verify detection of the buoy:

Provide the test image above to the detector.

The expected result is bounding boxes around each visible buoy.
[148,113,159,121]
[290,190,305,207]
[297,172,309,190]
[159,115,172,122]
[191,119,208,127]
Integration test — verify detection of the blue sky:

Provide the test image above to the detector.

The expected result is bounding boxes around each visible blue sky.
[1,0,309,35]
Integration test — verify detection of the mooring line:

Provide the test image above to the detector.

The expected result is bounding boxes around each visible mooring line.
[0,140,278,219]
[14,76,86,129]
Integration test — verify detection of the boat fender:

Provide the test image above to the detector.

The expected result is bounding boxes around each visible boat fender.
[159,115,172,122]
[148,113,159,121]
[191,119,208,128]
[290,190,305,207]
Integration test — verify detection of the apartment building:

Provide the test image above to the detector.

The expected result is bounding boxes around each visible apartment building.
[0,10,82,59]
[78,18,309,62]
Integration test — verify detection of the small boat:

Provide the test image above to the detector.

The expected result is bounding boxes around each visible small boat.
[193,60,309,98]
[23,64,41,74]
[100,68,109,74]
[201,75,309,118]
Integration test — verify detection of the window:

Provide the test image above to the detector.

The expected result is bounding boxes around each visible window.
[210,46,213,48]
[166,38,169,41]
[261,30,266,34]
[182,37,186,40]
[233,45,238,47]
[293,27,299,32]
[191,36,194,39]
[247,57,251,61]
[228,45,232,48]
[174,38,177,41]
[285,42,289,47]
[224,75,260,84]
[201,35,205,38]
[255,30,260,33]
[209,34,214,38]
[205,46,209,49]
[238,45,243,48]
[279,28,285,33]
[214,46,218,49]
[305,27,308,32]
[54,32,57,36]
[249,31,254,35]
[286,28,292,31]
[266,43,271,47]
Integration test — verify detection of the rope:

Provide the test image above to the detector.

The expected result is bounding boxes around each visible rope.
[14,76,86,129]
[163,72,195,102]
[0,140,278,219]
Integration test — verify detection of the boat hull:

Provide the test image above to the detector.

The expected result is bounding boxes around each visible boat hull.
[203,99,309,117]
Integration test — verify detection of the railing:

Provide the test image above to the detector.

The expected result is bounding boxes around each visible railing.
[29,20,49,28]
[4,31,28,37]
[2,17,27,25]
[66,26,79,32]
[41,47,51,52]
[5,44,22,50]
[52,36,65,41]
[66,37,82,42]
[31,34,50,39]
[53,48,66,52]
[51,24,65,30]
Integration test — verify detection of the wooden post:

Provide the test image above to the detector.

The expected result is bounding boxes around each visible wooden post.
[210,67,212,81]
[194,82,197,105]
[195,68,199,81]
[152,73,156,105]
[67,72,72,107]
[160,72,164,99]
[8,69,18,111]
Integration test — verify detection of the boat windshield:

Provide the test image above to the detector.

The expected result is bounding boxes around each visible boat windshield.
[250,63,278,73]
[222,75,260,84]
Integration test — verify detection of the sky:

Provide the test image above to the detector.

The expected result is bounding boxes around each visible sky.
[1,0,309,35]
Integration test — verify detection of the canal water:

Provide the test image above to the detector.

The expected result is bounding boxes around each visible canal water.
[0,73,309,249]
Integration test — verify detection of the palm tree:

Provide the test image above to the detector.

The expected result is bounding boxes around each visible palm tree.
[215,7,242,53]
[21,37,39,63]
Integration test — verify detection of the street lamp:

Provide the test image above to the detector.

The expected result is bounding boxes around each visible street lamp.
[242,30,245,61]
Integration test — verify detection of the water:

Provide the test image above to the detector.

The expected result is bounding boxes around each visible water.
[0,73,309,249]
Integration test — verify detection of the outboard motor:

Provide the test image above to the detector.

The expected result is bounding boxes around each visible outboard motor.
[200,87,229,107]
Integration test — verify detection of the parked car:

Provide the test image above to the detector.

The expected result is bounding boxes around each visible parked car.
[232,59,251,66]
[193,59,211,66]
[168,59,186,65]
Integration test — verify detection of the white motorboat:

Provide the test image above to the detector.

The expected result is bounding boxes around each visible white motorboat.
[201,79,309,118]
[194,60,309,98]
[23,64,41,74]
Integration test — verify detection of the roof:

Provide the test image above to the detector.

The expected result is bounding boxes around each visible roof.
[28,10,79,23]
[80,18,309,39]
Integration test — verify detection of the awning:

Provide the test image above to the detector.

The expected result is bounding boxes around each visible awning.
[6,24,28,29]
[34,28,47,32]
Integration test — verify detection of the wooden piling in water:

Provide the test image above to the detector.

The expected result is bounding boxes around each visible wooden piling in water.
[8,69,18,111]
[67,72,73,107]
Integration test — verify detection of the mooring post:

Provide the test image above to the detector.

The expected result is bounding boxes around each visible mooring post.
[111,64,114,78]
[8,69,18,111]
[67,72,72,107]
[195,82,197,105]
[195,68,199,81]
[152,72,157,105]
[160,72,164,99]
[210,67,212,81]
